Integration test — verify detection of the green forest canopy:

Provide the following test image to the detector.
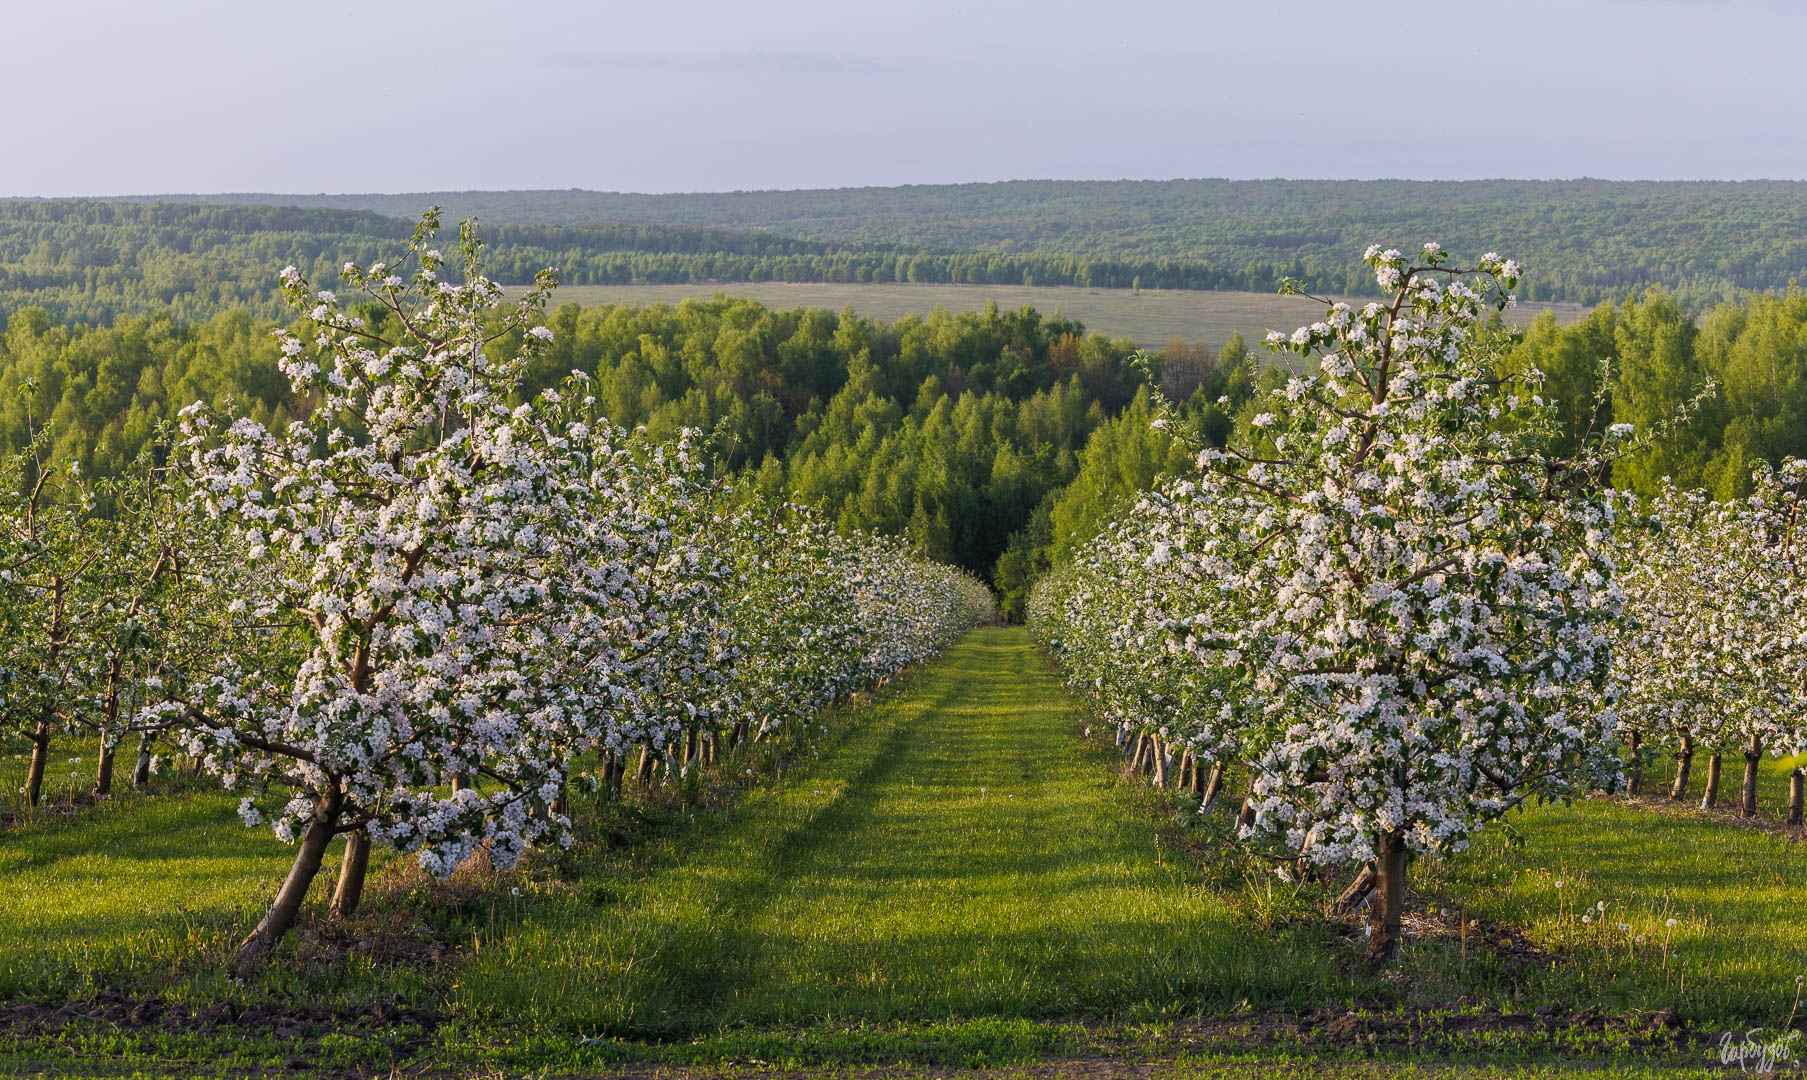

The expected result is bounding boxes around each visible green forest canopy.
[96,178,1807,306]
[10,191,1807,615]
[12,283,1807,615]
[0,200,1264,325]
[0,292,1254,608]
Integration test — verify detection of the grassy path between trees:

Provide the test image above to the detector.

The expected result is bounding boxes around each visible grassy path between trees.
[458,625,1340,1036]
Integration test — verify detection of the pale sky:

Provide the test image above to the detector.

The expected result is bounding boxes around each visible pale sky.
[5,0,1801,195]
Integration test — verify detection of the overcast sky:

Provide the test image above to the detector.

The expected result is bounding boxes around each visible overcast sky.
[5,0,1799,195]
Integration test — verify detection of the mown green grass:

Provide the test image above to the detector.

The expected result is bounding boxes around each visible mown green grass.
[457,626,1350,1036]
[1431,795,1807,1030]
[6,626,1806,1076]
[0,778,437,1008]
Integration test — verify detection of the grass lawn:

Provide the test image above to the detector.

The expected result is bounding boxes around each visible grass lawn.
[0,626,1797,1076]
[459,626,1346,1038]
[1431,757,1807,1029]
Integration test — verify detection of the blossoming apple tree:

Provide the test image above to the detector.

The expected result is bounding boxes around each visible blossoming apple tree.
[148,210,994,972]
[1034,244,1632,962]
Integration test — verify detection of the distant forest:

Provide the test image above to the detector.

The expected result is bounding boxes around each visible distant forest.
[0,200,1251,325]
[88,178,1807,306]
[10,184,1807,609]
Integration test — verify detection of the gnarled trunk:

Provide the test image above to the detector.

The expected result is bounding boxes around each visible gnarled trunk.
[1700,752,1723,811]
[1367,831,1409,964]
[1199,761,1224,812]
[235,784,343,974]
[1741,734,1762,818]
[25,712,51,807]
[95,743,115,797]
[329,829,370,921]
[1334,862,1377,914]
[1670,736,1694,801]
[132,732,153,789]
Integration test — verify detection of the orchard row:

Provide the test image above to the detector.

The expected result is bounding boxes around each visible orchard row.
[1030,241,1784,963]
[0,212,993,972]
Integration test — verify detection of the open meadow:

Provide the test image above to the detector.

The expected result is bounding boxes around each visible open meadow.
[539,282,1589,348]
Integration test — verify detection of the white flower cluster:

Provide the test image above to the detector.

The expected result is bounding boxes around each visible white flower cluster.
[1030,244,1620,959]
[1611,461,1807,798]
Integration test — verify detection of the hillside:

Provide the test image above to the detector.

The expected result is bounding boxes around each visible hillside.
[104,178,1807,305]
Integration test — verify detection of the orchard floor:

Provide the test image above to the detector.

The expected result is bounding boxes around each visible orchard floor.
[0,627,1785,1077]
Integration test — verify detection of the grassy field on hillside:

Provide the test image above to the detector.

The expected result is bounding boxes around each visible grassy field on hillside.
[541,283,1587,349]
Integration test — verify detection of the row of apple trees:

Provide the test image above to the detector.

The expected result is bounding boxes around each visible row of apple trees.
[0,212,993,972]
[1030,241,1807,964]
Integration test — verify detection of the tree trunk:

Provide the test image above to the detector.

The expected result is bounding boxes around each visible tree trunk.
[728,720,746,749]
[1670,736,1694,801]
[605,752,623,799]
[235,785,343,974]
[95,742,115,797]
[451,772,471,793]
[1152,737,1168,787]
[1368,831,1409,964]
[1200,762,1224,812]
[1334,862,1377,914]
[1236,798,1255,830]
[132,732,153,789]
[329,829,370,921]
[635,745,656,784]
[1626,729,1642,796]
[1179,751,1194,792]
[1790,768,1804,828]
[25,713,51,807]
[1700,752,1722,811]
[1741,734,1762,818]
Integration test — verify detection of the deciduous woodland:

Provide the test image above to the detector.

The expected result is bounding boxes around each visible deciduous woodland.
[80,178,1807,303]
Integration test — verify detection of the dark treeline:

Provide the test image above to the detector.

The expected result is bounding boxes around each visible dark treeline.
[120,179,1807,306]
[0,200,1260,326]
